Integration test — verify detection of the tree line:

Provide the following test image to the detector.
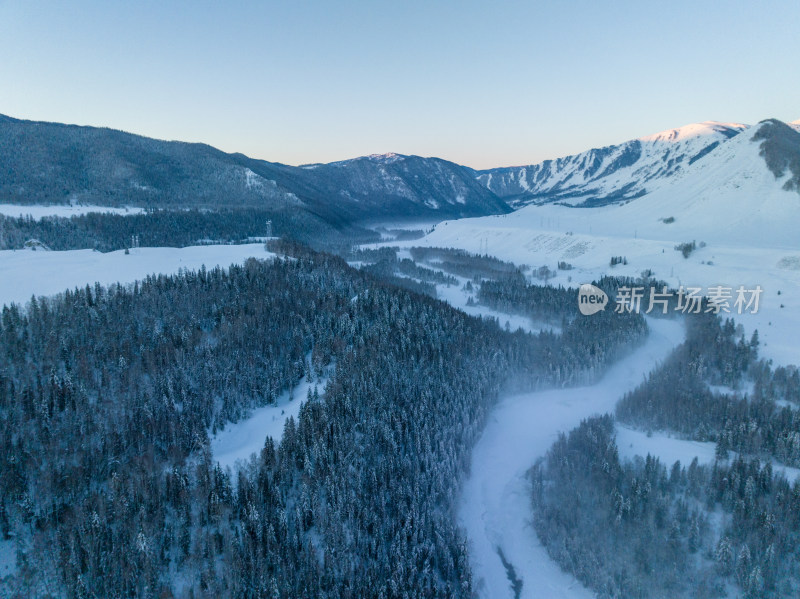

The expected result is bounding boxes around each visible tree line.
[0,208,378,253]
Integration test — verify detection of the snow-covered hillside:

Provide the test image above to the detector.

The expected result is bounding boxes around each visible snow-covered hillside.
[395,120,800,366]
[476,121,748,207]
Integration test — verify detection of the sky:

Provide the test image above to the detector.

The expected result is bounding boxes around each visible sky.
[1,0,799,169]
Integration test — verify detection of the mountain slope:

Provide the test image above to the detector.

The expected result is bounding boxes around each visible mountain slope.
[0,116,509,222]
[583,118,800,246]
[0,118,303,208]
[434,119,800,249]
[476,121,749,207]
[755,119,800,191]
[295,153,509,219]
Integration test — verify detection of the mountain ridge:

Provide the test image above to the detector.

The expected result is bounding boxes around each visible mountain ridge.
[475,120,750,208]
[3,113,797,225]
[0,114,510,224]
[429,119,800,252]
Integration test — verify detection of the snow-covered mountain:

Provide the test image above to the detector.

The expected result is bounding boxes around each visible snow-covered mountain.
[431,118,800,251]
[4,112,797,225]
[0,115,510,224]
[292,153,509,219]
[564,118,800,245]
[476,121,749,207]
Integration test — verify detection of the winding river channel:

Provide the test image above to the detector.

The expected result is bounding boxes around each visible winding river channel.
[459,318,685,599]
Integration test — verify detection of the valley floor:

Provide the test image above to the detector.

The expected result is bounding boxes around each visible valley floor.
[384,211,800,367]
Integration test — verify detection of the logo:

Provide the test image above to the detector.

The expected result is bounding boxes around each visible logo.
[578,284,608,316]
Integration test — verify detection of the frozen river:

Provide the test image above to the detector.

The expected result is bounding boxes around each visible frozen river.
[459,318,685,599]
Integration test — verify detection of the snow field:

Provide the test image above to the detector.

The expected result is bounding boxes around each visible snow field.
[211,369,333,472]
[0,244,273,308]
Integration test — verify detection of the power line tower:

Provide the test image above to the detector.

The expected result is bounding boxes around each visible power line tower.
[265,219,273,238]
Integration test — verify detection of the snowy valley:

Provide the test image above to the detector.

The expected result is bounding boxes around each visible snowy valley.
[2,116,800,598]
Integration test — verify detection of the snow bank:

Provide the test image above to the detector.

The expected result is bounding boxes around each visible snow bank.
[433,273,558,335]
[615,426,717,467]
[617,426,800,484]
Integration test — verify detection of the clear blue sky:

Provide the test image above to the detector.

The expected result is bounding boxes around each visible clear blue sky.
[1,0,798,169]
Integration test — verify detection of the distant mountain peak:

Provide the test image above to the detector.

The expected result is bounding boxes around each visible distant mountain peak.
[324,152,409,168]
[476,120,750,208]
[365,152,407,164]
[638,121,748,143]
